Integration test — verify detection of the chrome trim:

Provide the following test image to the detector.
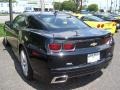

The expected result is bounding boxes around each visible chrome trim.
[51,75,68,84]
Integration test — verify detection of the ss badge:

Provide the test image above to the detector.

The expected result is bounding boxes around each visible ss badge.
[66,63,73,66]
[90,42,97,47]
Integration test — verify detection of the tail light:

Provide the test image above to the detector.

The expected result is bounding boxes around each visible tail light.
[63,43,75,51]
[101,24,104,28]
[49,43,61,52]
[102,37,113,45]
[102,37,109,44]
[48,43,75,52]
[113,23,116,26]
[97,24,100,28]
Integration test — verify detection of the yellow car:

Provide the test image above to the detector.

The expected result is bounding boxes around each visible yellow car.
[73,14,117,34]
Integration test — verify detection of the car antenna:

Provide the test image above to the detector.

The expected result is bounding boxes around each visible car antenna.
[52,33,55,43]
[75,31,78,36]
[54,11,58,16]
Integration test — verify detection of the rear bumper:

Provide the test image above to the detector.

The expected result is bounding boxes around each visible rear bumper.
[50,56,112,78]
[28,44,114,83]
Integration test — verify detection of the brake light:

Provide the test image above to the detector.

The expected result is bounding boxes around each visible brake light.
[102,38,109,43]
[49,43,61,52]
[102,37,112,44]
[113,23,116,26]
[97,24,100,28]
[101,24,104,28]
[63,43,75,51]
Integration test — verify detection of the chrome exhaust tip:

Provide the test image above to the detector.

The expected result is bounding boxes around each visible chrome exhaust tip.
[51,75,68,84]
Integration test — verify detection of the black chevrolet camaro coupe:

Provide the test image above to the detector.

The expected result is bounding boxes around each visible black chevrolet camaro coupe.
[4,12,114,84]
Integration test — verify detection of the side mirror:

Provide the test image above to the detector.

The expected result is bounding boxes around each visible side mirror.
[5,21,14,28]
[5,21,10,26]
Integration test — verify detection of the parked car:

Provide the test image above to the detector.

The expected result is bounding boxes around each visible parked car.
[4,12,114,84]
[80,10,91,14]
[94,14,120,30]
[109,13,120,19]
[24,7,34,12]
[72,14,117,34]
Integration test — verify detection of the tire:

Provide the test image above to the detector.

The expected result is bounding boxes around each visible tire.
[20,48,33,80]
[3,29,9,46]
[3,37,9,46]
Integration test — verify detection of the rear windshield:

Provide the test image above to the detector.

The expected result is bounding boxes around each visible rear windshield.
[96,15,115,20]
[86,15,105,21]
[37,15,89,29]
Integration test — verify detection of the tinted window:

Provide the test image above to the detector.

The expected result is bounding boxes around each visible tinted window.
[28,16,44,30]
[95,15,113,20]
[82,16,104,21]
[13,15,26,29]
[37,15,89,29]
[103,15,115,20]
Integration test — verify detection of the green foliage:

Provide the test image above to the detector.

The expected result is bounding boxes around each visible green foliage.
[82,5,87,10]
[87,4,98,12]
[0,0,16,2]
[61,1,76,11]
[54,2,62,10]
[54,0,76,11]
[0,24,4,37]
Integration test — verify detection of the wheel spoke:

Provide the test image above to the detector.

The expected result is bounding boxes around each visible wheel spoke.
[20,50,28,76]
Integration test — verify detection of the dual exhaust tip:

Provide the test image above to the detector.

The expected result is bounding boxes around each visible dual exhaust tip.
[51,75,68,84]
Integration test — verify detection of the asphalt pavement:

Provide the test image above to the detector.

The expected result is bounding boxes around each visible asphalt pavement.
[0,32,120,90]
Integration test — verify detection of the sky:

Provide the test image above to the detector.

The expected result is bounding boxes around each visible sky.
[86,0,120,10]
[16,0,120,11]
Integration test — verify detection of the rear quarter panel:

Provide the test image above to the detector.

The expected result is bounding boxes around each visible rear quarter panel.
[84,21,116,34]
[20,30,51,76]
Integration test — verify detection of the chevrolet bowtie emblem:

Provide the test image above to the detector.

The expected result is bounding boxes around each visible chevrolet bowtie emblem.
[90,42,97,46]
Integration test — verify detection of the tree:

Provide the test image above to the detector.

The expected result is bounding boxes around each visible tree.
[73,0,82,11]
[87,4,98,12]
[54,2,62,10]
[61,1,76,11]
[0,0,16,2]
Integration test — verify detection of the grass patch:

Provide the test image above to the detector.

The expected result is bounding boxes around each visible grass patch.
[0,24,4,37]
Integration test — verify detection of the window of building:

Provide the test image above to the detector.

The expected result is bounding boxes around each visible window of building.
[7,3,9,7]
[0,3,3,7]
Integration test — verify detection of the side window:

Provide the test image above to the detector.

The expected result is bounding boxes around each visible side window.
[13,15,26,29]
[82,16,95,21]
[28,16,44,30]
[81,16,90,21]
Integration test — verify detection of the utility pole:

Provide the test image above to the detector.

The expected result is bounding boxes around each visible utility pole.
[80,0,82,12]
[107,0,108,11]
[115,0,117,13]
[40,0,44,12]
[9,0,13,24]
[119,0,120,12]
[110,0,113,12]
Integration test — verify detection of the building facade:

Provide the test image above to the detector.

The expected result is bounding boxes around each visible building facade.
[0,0,54,13]
[0,2,17,13]
[0,0,28,13]
[27,0,54,11]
